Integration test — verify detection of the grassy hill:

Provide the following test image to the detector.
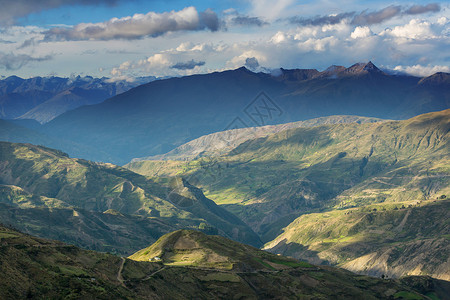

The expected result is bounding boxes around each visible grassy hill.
[2,225,442,299]
[127,110,449,235]
[0,141,261,253]
[130,115,385,162]
[264,199,450,281]
[129,229,309,271]
[127,109,450,278]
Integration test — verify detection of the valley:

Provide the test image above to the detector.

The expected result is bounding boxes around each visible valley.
[127,109,450,279]
[0,63,448,299]
[1,0,449,297]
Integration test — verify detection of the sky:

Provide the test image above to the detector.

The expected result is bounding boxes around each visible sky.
[0,0,449,79]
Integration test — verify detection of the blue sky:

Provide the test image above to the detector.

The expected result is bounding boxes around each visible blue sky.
[0,0,449,79]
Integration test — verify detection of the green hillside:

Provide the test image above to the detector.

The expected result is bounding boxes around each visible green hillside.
[130,115,385,162]
[0,142,260,253]
[127,110,449,236]
[127,110,450,278]
[264,199,450,281]
[129,229,309,271]
[3,225,445,299]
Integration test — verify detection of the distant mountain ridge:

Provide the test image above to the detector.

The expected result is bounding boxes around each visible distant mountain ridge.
[131,115,386,162]
[35,62,449,164]
[0,75,156,123]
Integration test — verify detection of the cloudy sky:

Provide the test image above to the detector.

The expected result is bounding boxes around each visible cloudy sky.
[0,0,449,79]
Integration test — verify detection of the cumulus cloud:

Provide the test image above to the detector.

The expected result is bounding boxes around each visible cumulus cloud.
[0,0,120,25]
[18,37,36,49]
[43,7,219,41]
[0,52,52,70]
[351,26,372,39]
[383,19,435,39]
[108,42,224,79]
[171,60,205,70]
[393,64,450,77]
[405,3,440,15]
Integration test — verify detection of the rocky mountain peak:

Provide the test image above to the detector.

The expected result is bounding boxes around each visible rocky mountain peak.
[345,61,383,75]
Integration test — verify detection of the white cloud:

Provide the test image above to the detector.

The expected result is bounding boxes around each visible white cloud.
[393,64,450,77]
[437,17,448,26]
[108,42,224,78]
[351,26,372,39]
[227,50,267,68]
[1,2,448,79]
[383,19,435,39]
[43,7,219,41]
[270,31,288,44]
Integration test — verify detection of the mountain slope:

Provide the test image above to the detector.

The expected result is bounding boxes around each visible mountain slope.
[19,86,116,124]
[0,141,260,251]
[264,199,450,281]
[0,202,177,255]
[2,226,444,300]
[127,109,449,278]
[0,75,155,122]
[41,63,449,164]
[129,229,306,271]
[131,115,385,162]
[128,109,449,235]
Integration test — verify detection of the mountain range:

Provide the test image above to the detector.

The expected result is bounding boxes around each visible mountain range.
[4,62,443,165]
[0,75,156,123]
[0,61,448,297]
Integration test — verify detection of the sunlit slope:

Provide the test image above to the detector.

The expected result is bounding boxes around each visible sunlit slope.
[129,229,306,271]
[130,115,385,162]
[264,199,450,281]
[0,142,261,251]
[127,109,449,241]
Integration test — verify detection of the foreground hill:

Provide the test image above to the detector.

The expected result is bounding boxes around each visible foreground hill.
[1,226,446,299]
[127,109,450,278]
[41,62,449,164]
[0,141,260,252]
[129,229,307,271]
